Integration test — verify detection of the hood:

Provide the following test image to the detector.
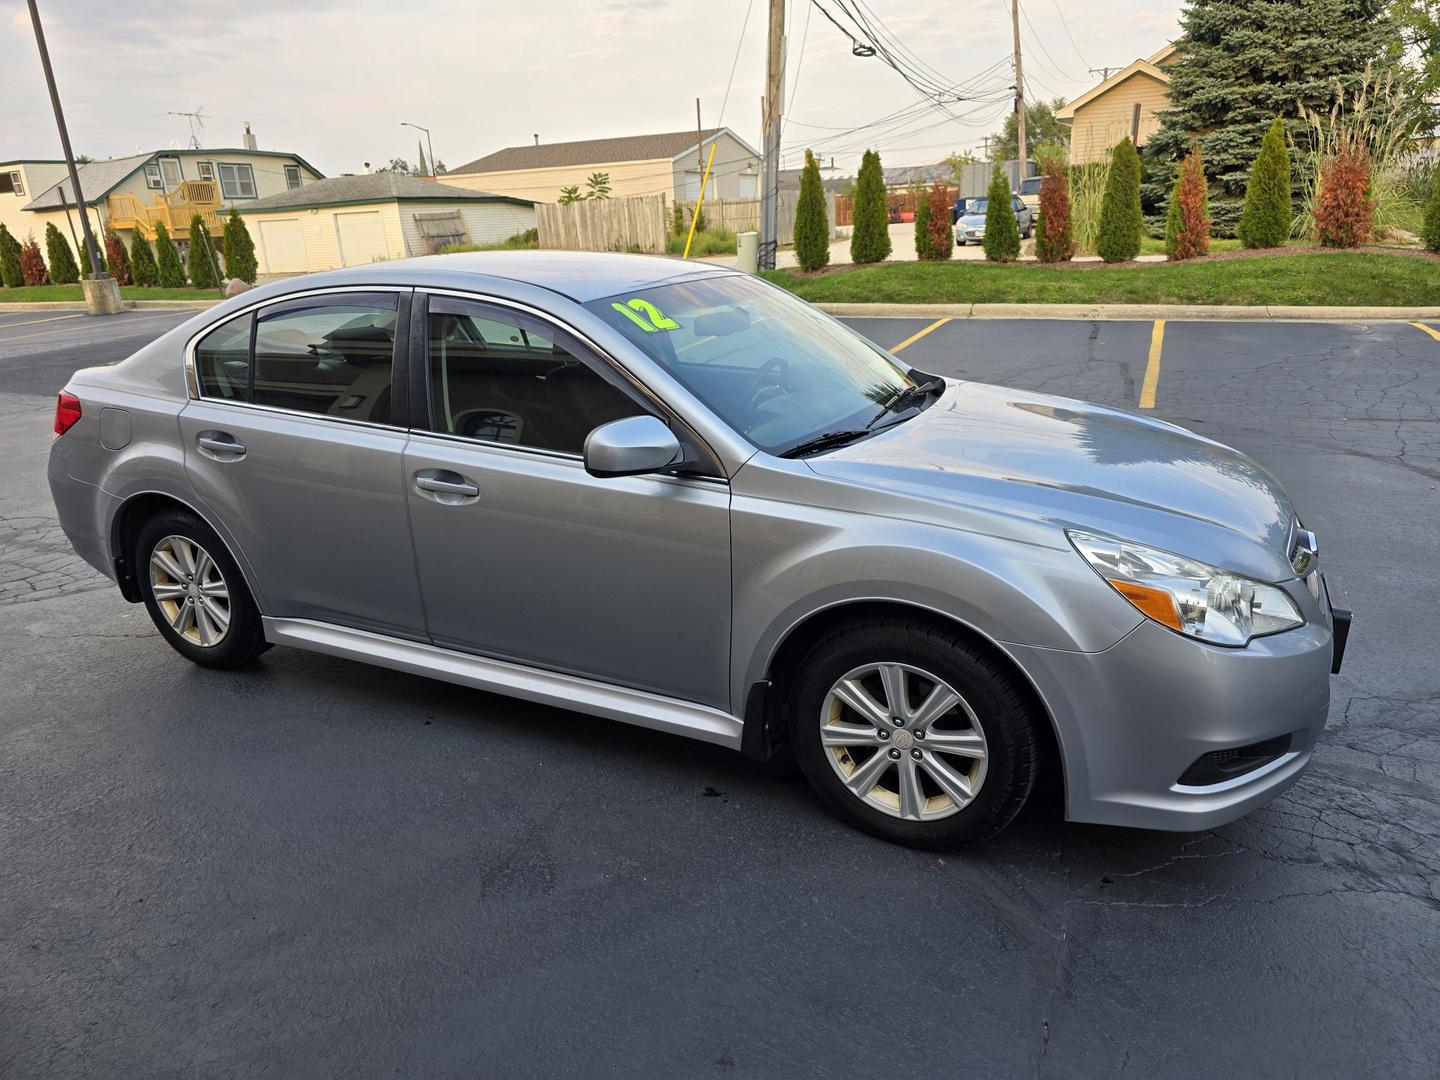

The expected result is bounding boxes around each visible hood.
[958,213,989,228]
[805,380,1297,582]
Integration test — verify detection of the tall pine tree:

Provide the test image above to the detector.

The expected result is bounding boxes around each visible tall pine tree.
[1145,0,1396,235]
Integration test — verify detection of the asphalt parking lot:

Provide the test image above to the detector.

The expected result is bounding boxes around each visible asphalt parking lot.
[2,306,1437,1078]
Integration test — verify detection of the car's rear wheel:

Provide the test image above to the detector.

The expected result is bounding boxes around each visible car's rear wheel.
[785,617,1039,848]
[135,509,268,669]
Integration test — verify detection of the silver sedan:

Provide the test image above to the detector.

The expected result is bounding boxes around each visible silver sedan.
[48,253,1348,848]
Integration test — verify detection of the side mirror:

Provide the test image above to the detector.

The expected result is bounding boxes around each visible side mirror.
[583,415,683,478]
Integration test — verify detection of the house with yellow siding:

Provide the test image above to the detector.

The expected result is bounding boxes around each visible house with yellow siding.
[0,146,322,263]
[1056,44,1181,165]
[236,174,535,277]
[444,128,762,204]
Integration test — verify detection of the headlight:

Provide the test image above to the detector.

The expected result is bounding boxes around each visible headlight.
[1067,530,1304,646]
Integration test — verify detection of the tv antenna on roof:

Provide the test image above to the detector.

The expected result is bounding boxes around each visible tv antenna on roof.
[166,106,209,149]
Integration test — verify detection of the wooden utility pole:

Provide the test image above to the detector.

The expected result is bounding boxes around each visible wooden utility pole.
[1010,0,1026,189]
[759,0,785,269]
[696,97,705,193]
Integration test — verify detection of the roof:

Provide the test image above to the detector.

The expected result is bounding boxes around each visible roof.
[1054,59,1171,120]
[883,163,953,188]
[1147,42,1180,65]
[21,148,325,209]
[238,173,534,212]
[452,128,751,174]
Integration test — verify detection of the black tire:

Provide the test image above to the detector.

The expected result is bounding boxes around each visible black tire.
[134,508,268,669]
[785,616,1039,849]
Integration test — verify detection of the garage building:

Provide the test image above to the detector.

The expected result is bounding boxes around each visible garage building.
[237,173,536,277]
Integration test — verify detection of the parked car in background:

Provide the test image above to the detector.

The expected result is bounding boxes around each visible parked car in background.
[1018,176,1044,213]
[955,195,1034,244]
[48,252,1348,850]
[951,196,970,224]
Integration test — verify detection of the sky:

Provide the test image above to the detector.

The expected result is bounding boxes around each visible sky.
[2,0,1184,177]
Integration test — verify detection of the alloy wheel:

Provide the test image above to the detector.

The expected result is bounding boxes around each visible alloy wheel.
[150,535,231,647]
[819,662,988,821]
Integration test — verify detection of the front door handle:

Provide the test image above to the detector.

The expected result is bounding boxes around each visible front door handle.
[414,469,480,504]
[196,431,246,461]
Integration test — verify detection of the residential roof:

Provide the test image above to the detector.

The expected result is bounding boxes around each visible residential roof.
[883,163,954,188]
[1054,59,1171,120]
[239,173,535,212]
[21,148,326,209]
[452,128,739,174]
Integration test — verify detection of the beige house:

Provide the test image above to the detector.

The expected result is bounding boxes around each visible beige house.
[1056,44,1181,165]
[236,173,536,276]
[1,147,322,261]
[444,128,762,204]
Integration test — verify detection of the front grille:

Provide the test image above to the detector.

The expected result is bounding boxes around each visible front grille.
[1177,734,1292,787]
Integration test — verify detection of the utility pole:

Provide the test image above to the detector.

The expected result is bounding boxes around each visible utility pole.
[1089,66,1119,82]
[759,0,785,270]
[696,97,705,204]
[27,0,108,305]
[1010,0,1026,189]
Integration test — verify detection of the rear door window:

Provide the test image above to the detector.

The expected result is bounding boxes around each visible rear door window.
[194,313,253,400]
[251,295,399,423]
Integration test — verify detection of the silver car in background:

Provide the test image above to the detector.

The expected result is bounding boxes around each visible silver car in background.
[48,253,1349,848]
[955,194,1034,244]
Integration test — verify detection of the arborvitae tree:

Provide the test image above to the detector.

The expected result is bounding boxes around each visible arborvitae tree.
[153,221,187,287]
[913,191,934,260]
[222,210,258,283]
[79,240,106,276]
[982,169,1021,262]
[0,224,22,288]
[925,183,953,260]
[1314,150,1374,246]
[1237,119,1293,248]
[44,222,80,284]
[129,230,159,286]
[187,216,221,287]
[1165,146,1211,260]
[793,149,830,272]
[850,149,891,264]
[1034,156,1074,262]
[103,229,131,285]
[1144,0,1395,235]
[1422,180,1440,253]
[1097,138,1143,263]
[19,236,48,285]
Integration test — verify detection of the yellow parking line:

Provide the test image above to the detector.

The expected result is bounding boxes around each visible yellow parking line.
[1139,319,1165,409]
[1411,321,1440,343]
[890,317,951,354]
[0,313,83,330]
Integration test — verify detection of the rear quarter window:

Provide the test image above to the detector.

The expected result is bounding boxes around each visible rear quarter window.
[194,314,254,401]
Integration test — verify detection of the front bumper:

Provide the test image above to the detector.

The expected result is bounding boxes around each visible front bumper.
[1006,609,1336,832]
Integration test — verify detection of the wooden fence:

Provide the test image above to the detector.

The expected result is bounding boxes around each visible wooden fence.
[677,189,834,244]
[834,186,955,227]
[536,194,668,254]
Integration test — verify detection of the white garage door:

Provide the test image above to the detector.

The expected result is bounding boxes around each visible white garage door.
[335,211,387,266]
[257,218,306,274]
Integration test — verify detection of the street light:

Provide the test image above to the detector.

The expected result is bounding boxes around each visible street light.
[401,122,436,175]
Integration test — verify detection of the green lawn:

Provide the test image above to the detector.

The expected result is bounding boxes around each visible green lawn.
[764,252,1440,307]
[1137,235,1243,256]
[0,285,222,303]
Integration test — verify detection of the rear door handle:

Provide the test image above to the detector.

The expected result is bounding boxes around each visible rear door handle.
[196,431,246,460]
[414,469,480,504]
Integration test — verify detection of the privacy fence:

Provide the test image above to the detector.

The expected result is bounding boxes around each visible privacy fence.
[536,194,669,254]
[676,190,836,244]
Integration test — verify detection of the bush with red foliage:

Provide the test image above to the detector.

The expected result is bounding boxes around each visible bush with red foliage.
[1314,150,1373,248]
[1165,146,1211,261]
[18,236,48,286]
[925,183,953,260]
[1034,158,1074,262]
[103,229,132,285]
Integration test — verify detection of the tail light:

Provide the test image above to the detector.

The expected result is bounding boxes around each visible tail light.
[54,391,82,436]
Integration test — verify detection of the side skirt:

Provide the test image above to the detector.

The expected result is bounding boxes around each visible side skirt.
[262,617,745,750]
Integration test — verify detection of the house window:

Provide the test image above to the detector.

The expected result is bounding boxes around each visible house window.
[284,164,302,190]
[159,157,182,187]
[218,163,257,199]
[144,163,164,189]
[0,171,22,196]
[196,162,215,181]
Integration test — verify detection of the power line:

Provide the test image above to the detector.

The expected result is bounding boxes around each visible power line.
[781,0,813,137]
[1050,0,1090,70]
[716,0,756,128]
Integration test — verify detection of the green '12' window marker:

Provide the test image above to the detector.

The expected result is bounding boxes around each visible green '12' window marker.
[611,298,681,333]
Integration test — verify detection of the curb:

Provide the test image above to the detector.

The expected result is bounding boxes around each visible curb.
[815,302,1440,321]
[0,299,221,314]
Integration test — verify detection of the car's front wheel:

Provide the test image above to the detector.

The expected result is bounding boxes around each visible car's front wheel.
[785,617,1039,848]
[135,509,268,669]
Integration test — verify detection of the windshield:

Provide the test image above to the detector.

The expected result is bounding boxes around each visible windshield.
[1020,178,1043,194]
[965,197,988,214]
[586,275,915,454]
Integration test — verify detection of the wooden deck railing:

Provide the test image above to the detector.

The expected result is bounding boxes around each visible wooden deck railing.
[108,181,224,239]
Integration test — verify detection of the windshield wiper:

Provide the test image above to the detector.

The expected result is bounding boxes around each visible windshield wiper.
[778,429,872,458]
[868,377,945,427]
